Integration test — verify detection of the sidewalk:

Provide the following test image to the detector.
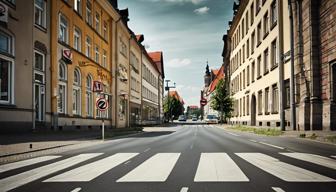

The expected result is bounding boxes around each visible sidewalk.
[215,124,336,145]
[0,130,103,164]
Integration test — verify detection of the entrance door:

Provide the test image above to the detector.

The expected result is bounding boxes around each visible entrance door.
[35,84,45,121]
[251,95,256,126]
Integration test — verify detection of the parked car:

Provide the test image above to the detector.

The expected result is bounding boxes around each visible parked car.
[204,114,218,124]
[178,115,187,121]
[192,116,198,121]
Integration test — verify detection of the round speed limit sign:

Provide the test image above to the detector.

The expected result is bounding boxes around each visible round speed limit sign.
[96,98,108,111]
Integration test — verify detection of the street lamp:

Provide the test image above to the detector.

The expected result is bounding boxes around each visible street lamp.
[165,80,176,122]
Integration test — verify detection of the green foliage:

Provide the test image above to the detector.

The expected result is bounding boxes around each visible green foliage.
[210,79,234,122]
[163,96,184,121]
[231,125,283,136]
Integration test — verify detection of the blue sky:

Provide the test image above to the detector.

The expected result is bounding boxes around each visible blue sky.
[119,0,234,106]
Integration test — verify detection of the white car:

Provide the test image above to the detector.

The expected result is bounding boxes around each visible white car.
[204,115,219,124]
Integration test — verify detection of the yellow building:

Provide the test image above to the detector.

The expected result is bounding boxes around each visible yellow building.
[50,0,119,130]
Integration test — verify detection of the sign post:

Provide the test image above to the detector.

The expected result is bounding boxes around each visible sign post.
[96,97,108,140]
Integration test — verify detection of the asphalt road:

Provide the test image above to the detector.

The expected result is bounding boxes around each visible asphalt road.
[1,124,336,192]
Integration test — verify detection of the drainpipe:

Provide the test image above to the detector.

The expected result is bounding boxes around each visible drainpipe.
[32,2,35,132]
[288,0,296,130]
[278,0,285,131]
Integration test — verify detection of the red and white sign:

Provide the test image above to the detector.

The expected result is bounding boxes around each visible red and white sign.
[200,98,207,106]
[62,49,73,63]
[93,81,103,92]
[96,98,108,111]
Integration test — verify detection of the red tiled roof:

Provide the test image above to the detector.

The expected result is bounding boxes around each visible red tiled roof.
[148,51,164,78]
[208,65,225,94]
[211,69,219,76]
[188,105,199,109]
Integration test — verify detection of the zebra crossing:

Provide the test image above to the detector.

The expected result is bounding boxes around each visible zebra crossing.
[0,152,335,191]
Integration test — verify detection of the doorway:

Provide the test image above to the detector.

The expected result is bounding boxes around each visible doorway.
[34,83,45,122]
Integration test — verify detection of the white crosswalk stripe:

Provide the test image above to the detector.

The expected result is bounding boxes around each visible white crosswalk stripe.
[280,153,336,170]
[236,153,335,182]
[0,153,102,192]
[44,153,138,182]
[0,156,61,173]
[117,153,180,182]
[194,153,249,182]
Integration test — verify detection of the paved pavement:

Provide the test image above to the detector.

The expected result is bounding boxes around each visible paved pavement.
[0,124,336,192]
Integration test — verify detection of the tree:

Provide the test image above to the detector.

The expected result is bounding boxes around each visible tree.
[163,96,184,121]
[210,79,233,123]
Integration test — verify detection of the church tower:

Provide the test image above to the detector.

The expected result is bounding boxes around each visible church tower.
[204,62,211,87]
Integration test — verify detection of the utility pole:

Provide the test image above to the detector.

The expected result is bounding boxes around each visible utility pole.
[165,80,176,122]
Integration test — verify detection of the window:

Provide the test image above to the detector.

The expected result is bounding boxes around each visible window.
[86,0,92,26]
[35,0,46,27]
[74,27,81,52]
[272,84,279,113]
[257,22,262,45]
[73,68,81,115]
[265,87,269,114]
[251,32,255,53]
[247,95,250,115]
[271,39,278,68]
[120,39,127,57]
[95,12,100,33]
[256,0,261,14]
[247,65,250,86]
[271,0,277,26]
[103,21,108,40]
[242,19,245,38]
[0,31,13,55]
[264,48,269,74]
[250,3,254,25]
[4,0,15,5]
[245,11,249,34]
[258,91,263,115]
[130,52,139,73]
[243,69,245,89]
[102,50,107,68]
[247,39,250,58]
[284,79,290,108]
[59,14,68,43]
[58,63,67,114]
[331,64,336,102]
[0,57,13,103]
[34,51,44,72]
[263,12,269,37]
[257,55,261,78]
[243,44,245,63]
[243,96,245,116]
[86,75,93,117]
[94,45,99,64]
[85,36,91,58]
[252,61,255,82]
[74,0,82,15]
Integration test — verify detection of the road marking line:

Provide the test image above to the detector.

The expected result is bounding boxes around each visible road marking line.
[44,153,138,182]
[226,132,239,137]
[236,153,335,182]
[180,187,188,192]
[249,139,258,143]
[0,153,102,192]
[117,153,180,182]
[258,142,285,150]
[280,153,336,170]
[272,187,285,192]
[71,187,82,192]
[0,156,61,173]
[194,153,249,182]
[144,148,151,152]
[124,160,131,165]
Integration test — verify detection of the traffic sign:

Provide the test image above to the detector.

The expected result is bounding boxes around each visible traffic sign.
[200,98,207,106]
[93,81,103,92]
[96,98,108,111]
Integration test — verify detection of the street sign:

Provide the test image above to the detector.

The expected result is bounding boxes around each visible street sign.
[200,98,207,106]
[93,81,103,92]
[96,98,108,111]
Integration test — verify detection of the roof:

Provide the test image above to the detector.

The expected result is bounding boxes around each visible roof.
[188,105,199,109]
[169,91,184,104]
[211,69,219,76]
[208,65,225,95]
[148,51,165,78]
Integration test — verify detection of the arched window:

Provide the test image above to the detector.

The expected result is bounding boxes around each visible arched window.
[57,62,67,113]
[73,68,81,115]
[86,74,93,117]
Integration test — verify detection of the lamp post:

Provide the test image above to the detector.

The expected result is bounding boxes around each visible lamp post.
[165,80,176,122]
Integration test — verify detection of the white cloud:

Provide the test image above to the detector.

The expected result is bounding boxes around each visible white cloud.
[194,6,210,15]
[167,58,191,68]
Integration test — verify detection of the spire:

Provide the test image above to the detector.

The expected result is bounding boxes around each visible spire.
[205,60,210,76]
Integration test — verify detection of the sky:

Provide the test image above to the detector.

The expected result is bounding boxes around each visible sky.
[119,0,235,107]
